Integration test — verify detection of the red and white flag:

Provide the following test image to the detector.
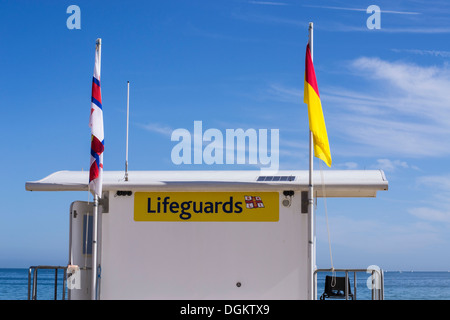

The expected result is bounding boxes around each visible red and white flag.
[89,39,104,197]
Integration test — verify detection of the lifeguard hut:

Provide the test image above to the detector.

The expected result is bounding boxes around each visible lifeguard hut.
[25,169,388,300]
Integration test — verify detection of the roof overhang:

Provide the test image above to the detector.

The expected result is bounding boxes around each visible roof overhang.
[25,170,388,198]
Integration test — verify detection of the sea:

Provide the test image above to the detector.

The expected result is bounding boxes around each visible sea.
[0,268,449,300]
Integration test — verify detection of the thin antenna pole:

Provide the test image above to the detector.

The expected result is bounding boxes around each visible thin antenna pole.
[308,22,315,300]
[125,81,130,181]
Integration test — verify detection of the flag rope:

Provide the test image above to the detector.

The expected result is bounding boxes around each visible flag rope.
[319,160,336,286]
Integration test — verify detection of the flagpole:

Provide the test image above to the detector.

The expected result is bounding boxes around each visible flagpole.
[91,37,102,300]
[308,22,315,300]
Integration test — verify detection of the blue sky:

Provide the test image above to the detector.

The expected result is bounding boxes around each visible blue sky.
[1,0,450,271]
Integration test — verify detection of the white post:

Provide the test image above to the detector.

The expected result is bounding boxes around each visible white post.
[125,81,130,181]
[308,22,316,300]
[91,194,99,300]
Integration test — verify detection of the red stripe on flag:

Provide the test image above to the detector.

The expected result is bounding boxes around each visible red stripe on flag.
[91,135,104,154]
[89,162,99,182]
[305,44,320,98]
[91,81,102,104]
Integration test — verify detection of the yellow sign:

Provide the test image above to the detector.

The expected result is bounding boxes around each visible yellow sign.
[134,192,279,222]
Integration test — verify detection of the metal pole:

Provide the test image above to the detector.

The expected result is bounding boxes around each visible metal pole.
[371,270,374,300]
[27,267,32,300]
[33,267,38,300]
[68,205,74,266]
[62,268,67,300]
[308,21,315,300]
[345,271,349,300]
[125,81,129,181]
[91,194,99,300]
[54,268,58,300]
[68,204,74,300]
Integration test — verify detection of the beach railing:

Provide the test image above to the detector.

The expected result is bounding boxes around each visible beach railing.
[27,266,68,300]
[314,268,384,300]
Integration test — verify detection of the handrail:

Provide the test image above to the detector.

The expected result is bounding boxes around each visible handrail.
[314,268,384,300]
[28,266,68,300]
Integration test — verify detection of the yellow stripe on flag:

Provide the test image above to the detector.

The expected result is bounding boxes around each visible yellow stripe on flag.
[304,44,332,167]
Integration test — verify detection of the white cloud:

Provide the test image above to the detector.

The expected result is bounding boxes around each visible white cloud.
[230,12,306,27]
[139,123,174,136]
[392,48,450,58]
[302,5,420,15]
[266,84,301,104]
[407,175,450,224]
[325,57,450,157]
[259,58,450,159]
[416,175,450,206]
[417,175,450,191]
[248,1,288,6]
[337,162,359,169]
[373,159,418,172]
[408,207,450,223]
[241,59,450,166]
[377,27,450,34]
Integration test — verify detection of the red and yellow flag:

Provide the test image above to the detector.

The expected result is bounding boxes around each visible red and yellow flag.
[304,44,332,167]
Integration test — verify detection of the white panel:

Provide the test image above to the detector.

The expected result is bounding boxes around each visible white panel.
[100,191,309,299]
[68,201,93,300]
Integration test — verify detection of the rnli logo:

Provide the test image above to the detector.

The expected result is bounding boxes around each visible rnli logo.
[244,196,264,209]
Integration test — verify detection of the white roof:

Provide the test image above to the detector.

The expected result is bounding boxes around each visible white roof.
[25,170,388,198]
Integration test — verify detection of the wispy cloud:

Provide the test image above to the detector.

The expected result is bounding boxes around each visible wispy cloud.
[300,5,450,34]
[407,175,450,224]
[302,4,420,15]
[409,207,450,224]
[248,1,288,6]
[262,57,450,158]
[392,48,450,58]
[230,11,306,27]
[336,162,359,170]
[417,175,450,192]
[238,2,449,34]
[416,175,450,205]
[302,23,450,34]
[266,83,301,103]
[377,27,450,33]
[349,57,450,125]
[373,159,419,172]
[138,122,174,137]
[324,57,450,157]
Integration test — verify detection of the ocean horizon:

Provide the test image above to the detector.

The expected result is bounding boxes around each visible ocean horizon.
[1,268,449,300]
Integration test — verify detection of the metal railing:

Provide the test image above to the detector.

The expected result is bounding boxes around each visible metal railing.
[28,266,68,300]
[314,268,384,300]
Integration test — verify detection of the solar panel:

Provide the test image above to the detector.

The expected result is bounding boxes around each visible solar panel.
[257,176,295,182]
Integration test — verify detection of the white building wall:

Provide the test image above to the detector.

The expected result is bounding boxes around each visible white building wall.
[99,189,309,299]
